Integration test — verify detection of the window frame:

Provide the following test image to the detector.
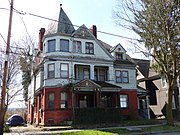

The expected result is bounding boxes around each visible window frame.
[161,75,167,87]
[99,69,106,81]
[116,53,123,60]
[119,94,128,108]
[47,63,55,79]
[85,42,94,54]
[60,39,69,52]
[60,63,69,79]
[47,39,56,53]
[48,92,55,109]
[73,40,82,53]
[60,92,68,109]
[115,70,129,83]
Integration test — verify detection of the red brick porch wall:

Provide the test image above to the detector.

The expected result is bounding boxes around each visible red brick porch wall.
[119,90,138,118]
[42,87,73,125]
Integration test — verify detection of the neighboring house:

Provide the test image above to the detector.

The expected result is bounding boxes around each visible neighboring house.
[134,59,180,119]
[27,6,138,126]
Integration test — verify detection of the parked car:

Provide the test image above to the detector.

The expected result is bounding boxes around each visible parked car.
[6,114,24,126]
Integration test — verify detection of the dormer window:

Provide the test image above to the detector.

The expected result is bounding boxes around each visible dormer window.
[116,53,123,60]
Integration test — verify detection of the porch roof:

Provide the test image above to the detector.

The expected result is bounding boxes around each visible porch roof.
[73,79,121,92]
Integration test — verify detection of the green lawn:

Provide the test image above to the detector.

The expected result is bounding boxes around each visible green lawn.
[53,130,117,135]
[53,124,180,135]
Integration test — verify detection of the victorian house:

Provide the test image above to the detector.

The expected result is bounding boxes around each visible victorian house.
[27,6,138,125]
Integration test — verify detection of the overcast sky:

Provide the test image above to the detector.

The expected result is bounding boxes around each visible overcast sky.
[1,0,147,108]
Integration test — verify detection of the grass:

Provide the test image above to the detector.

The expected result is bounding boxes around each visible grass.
[102,124,180,134]
[53,124,180,135]
[53,130,118,135]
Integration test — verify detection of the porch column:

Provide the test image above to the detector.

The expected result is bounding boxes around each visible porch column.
[90,65,94,80]
[96,92,100,108]
[108,66,114,81]
[146,95,150,119]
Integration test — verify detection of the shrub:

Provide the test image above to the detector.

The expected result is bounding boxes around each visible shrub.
[4,125,10,133]
[73,108,123,125]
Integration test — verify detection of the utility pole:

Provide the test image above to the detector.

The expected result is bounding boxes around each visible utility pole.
[0,0,14,134]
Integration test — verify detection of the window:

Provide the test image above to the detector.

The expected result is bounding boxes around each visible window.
[83,68,90,79]
[94,69,98,81]
[116,53,123,60]
[47,39,56,52]
[115,70,129,83]
[60,92,68,108]
[172,95,176,109]
[99,69,106,81]
[73,40,82,53]
[122,71,129,83]
[85,42,94,54]
[60,39,69,52]
[120,94,128,108]
[48,93,54,109]
[161,75,167,87]
[60,63,69,78]
[48,64,55,78]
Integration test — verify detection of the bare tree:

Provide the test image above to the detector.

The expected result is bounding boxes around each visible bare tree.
[113,0,180,125]
[0,46,24,133]
[14,35,35,105]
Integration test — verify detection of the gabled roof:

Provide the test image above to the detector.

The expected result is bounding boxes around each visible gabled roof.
[73,79,121,92]
[110,43,126,53]
[57,6,75,34]
[71,24,95,39]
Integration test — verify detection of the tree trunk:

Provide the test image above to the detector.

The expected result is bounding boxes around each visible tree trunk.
[166,86,174,126]
[0,110,5,135]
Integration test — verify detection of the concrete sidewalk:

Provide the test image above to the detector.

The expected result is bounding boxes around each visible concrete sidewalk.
[4,121,180,135]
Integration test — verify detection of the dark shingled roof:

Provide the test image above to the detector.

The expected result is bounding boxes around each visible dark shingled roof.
[133,59,150,78]
[92,80,121,88]
[57,7,75,34]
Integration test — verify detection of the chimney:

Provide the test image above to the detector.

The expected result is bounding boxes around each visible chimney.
[38,28,45,51]
[90,25,97,38]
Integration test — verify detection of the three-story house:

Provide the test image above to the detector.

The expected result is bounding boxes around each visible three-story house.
[27,6,138,125]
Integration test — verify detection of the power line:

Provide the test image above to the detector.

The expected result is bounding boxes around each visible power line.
[1,5,147,55]
[12,7,139,41]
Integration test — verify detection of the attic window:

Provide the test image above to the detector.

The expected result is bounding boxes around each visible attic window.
[116,53,123,60]
[85,42,94,54]
[73,40,82,53]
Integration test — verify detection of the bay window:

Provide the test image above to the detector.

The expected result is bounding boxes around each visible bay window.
[60,39,69,52]
[60,63,69,78]
[48,64,55,78]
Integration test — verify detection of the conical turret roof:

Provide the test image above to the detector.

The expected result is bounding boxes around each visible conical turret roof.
[57,5,75,34]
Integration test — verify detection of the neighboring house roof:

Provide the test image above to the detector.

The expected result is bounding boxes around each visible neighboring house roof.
[114,59,135,66]
[98,40,112,52]
[73,79,121,92]
[137,86,148,95]
[133,59,150,78]
[57,7,75,34]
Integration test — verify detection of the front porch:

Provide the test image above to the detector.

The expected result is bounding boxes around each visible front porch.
[72,79,121,108]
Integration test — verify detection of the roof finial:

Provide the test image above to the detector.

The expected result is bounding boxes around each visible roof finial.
[60,4,62,8]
